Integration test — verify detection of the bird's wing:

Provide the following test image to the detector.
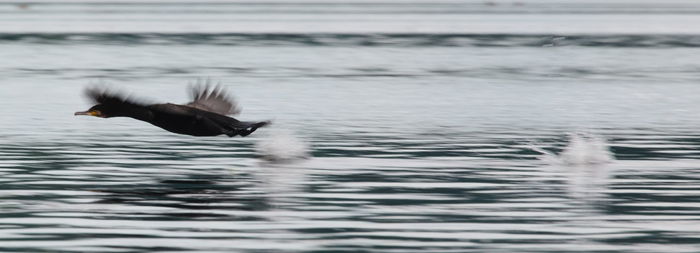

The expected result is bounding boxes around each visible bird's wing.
[185,80,241,115]
[85,87,150,107]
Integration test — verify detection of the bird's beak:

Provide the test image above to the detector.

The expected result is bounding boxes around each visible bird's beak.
[74,110,102,117]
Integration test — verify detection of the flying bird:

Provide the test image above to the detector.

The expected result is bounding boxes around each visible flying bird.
[75,82,269,137]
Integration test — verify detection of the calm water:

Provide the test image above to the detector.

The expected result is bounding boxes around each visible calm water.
[2,1,700,252]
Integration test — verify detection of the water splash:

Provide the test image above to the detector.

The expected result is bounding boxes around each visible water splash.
[533,133,614,166]
[253,130,311,221]
[255,128,310,162]
[531,133,614,203]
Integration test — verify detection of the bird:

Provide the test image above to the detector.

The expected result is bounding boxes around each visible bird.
[75,81,269,137]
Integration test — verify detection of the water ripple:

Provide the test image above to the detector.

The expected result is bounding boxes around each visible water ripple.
[1,128,700,252]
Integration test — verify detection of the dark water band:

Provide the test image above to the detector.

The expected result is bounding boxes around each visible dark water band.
[1,33,699,48]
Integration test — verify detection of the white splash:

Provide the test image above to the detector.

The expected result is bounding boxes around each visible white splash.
[531,133,615,202]
[533,133,614,166]
[255,129,310,162]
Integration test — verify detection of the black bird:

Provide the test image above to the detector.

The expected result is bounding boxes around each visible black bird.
[75,82,269,137]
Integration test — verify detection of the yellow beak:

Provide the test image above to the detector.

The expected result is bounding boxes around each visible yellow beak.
[74,110,102,117]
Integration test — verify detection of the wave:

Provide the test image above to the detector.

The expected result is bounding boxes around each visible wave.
[3,33,700,48]
[11,65,699,82]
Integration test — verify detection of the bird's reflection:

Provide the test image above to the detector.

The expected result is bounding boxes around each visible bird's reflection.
[90,172,271,218]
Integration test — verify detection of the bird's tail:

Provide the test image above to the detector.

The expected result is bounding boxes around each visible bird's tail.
[225,120,270,137]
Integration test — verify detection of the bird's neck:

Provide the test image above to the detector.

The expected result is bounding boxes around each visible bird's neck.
[114,106,153,122]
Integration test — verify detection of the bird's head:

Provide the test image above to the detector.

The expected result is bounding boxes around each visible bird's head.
[75,86,151,119]
[74,104,116,118]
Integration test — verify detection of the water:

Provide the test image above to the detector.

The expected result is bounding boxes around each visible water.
[2,1,700,252]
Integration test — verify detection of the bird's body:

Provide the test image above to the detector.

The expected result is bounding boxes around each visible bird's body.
[75,83,269,137]
[146,103,265,137]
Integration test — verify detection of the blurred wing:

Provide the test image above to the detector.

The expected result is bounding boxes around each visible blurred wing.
[185,80,241,115]
[85,86,150,107]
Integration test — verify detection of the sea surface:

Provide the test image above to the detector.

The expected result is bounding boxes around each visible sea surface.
[2,1,700,252]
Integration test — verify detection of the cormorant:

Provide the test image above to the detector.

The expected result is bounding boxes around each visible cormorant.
[75,82,269,137]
